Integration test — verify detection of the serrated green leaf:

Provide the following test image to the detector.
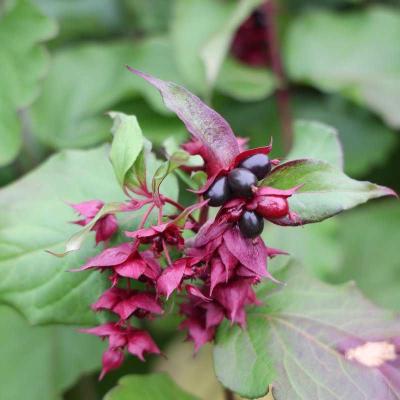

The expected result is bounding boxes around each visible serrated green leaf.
[30,37,183,149]
[0,0,57,166]
[104,373,199,400]
[214,260,400,399]
[287,120,343,170]
[262,159,394,225]
[285,6,400,128]
[0,145,178,325]
[109,112,144,187]
[0,305,103,400]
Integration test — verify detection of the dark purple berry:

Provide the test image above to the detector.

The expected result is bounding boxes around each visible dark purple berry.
[238,211,264,238]
[205,176,232,207]
[227,168,257,198]
[239,153,271,180]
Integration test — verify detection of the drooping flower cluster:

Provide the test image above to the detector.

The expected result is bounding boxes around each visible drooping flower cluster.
[65,68,300,379]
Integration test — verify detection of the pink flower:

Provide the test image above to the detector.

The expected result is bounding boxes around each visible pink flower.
[71,200,118,244]
[81,323,160,379]
[73,242,161,284]
[92,287,163,320]
[125,222,184,254]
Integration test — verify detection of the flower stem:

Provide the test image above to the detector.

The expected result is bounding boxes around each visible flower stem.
[263,0,293,153]
[199,203,209,227]
[162,195,197,224]
[224,388,234,400]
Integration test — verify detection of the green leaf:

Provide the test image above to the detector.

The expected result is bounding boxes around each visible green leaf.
[333,200,400,311]
[171,0,263,95]
[104,373,199,400]
[30,37,183,149]
[214,260,400,399]
[109,112,144,187]
[0,146,178,325]
[262,159,394,225]
[216,57,277,101]
[285,7,400,128]
[200,0,264,88]
[293,93,398,176]
[0,0,57,165]
[0,305,103,400]
[287,120,343,170]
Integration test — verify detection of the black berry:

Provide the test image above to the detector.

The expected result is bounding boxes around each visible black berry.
[227,168,257,198]
[205,176,232,207]
[238,153,271,180]
[238,211,264,239]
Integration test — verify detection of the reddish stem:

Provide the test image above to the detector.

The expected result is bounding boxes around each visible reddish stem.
[162,195,197,224]
[199,203,209,227]
[162,239,173,266]
[263,0,293,153]
[133,203,155,251]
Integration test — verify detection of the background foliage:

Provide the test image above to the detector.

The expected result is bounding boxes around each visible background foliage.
[0,0,399,399]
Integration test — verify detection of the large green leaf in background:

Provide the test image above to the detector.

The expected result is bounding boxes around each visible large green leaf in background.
[214,261,400,399]
[171,0,275,99]
[293,94,397,177]
[0,305,103,400]
[285,6,400,128]
[285,120,343,169]
[30,37,183,149]
[105,373,199,400]
[334,200,400,311]
[0,0,57,166]
[0,145,178,325]
[32,0,123,41]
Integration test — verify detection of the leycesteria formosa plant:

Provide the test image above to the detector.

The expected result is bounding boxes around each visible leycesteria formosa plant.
[54,69,397,395]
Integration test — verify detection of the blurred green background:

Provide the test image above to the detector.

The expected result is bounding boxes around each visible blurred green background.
[0,0,399,399]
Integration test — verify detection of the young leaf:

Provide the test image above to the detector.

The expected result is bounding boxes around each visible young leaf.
[0,146,178,325]
[287,120,343,170]
[261,159,395,225]
[0,305,104,400]
[214,260,400,399]
[0,0,57,166]
[126,67,240,174]
[109,112,144,187]
[285,7,400,128]
[104,373,199,400]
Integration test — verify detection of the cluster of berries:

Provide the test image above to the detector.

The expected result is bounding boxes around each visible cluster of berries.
[206,153,289,239]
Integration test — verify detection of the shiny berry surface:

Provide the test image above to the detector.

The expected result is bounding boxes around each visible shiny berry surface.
[205,176,232,207]
[256,196,289,219]
[238,153,271,180]
[227,168,257,198]
[238,211,264,238]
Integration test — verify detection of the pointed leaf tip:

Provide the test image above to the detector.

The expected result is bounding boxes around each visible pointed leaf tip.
[126,66,240,174]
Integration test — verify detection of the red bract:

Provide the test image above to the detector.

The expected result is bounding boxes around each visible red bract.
[81,323,160,379]
[71,200,118,244]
